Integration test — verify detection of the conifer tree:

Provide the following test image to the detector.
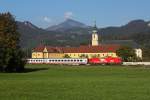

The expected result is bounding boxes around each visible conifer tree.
[0,12,26,72]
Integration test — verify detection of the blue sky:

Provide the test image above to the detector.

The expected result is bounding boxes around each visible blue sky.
[0,0,150,28]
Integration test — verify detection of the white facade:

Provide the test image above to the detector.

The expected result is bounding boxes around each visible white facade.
[92,30,99,46]
[135,49,142,58]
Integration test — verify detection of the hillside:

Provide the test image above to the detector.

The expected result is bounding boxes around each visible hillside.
[100,20,150,40]
[17,19,150,49]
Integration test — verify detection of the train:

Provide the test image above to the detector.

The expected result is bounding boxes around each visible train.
[27,57,122,65]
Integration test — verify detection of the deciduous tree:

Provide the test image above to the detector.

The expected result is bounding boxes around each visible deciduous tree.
[116,46,136,62]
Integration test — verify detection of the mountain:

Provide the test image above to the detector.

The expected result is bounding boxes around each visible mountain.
[18,21,39,30]
[17,21,89,49]
[17,19,150,49]
[17,21,45,48]
[100,20,150,40]
[101,20,147,34]
[46,19,89,32]
[17,21,64,48]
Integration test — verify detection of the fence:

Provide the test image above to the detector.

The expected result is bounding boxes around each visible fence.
[123,62,150,65]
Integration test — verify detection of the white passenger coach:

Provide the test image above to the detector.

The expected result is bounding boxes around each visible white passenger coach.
[27,58,88,65]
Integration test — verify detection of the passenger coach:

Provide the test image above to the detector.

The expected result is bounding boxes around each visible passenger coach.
[27,58,88,65]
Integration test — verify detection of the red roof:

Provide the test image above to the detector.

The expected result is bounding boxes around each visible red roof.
[33,44,120,53]
[33,45,45,52]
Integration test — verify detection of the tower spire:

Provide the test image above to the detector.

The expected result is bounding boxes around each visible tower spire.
[93,20,98,31]
[94,20,97,28]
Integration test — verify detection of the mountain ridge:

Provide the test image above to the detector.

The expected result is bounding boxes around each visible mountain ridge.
[16,19,150,49]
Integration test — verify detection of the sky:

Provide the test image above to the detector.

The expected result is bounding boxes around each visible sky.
[0,0,150,28]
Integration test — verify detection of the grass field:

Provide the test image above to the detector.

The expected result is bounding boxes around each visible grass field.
[1,64,150,100]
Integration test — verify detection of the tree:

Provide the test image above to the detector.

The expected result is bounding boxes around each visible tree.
[116,46,137,62]
[64,54,71,58]
[0,12,26,72]
[142,47,150,61]
[80,54,89,58]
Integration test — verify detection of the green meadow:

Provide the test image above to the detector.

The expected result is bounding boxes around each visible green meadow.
[0,64,150,100]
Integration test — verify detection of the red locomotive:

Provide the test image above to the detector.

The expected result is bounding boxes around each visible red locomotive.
[88,57,122,65]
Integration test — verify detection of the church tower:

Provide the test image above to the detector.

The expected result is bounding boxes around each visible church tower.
[92,21,99,46]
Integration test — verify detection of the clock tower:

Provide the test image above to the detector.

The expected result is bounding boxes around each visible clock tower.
[92,22,99,46]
